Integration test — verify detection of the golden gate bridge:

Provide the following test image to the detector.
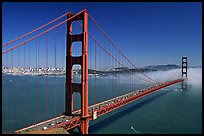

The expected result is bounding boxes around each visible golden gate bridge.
[2,9,188,134]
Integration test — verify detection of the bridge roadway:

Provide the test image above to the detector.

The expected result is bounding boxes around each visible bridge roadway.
[16,79,184,134]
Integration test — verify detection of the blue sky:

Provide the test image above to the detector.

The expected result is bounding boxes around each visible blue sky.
[2,2,202,67]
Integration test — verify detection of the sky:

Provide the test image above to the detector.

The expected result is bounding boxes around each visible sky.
[2,2,202,68]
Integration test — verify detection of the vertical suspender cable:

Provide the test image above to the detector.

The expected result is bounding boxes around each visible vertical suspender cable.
[111,39,114,97]
[11,49,13,130]
[115,45,117,96]
[23,41,26,127]
[129,61,130,93]
[94,40,96,105]
[18,40,20,70]
[89,21,91,106]
[5,46,8,130]
[46,33,49,118]
[38,36,40,122]
[62,26,65,112]
[89,34,92,106]
[54,29,57,117]
[116,44,118,95]
[17,40,20,126]
[35,37,38,125]
[28,35,30,125]
[77,35,80,111]
[5,45,9,130]
[28,35,30,68]
[61,28,64,112]
[131,63,132,91]
[118,51,120,96]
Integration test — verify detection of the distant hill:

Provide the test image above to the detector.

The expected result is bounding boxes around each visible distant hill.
[81,64,201,76]
[88,64,181,75]
[140,64,180,72]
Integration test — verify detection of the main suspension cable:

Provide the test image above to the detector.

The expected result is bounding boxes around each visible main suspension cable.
[2,9,85,55]
[88,13,158,83]
[3,11,70,47]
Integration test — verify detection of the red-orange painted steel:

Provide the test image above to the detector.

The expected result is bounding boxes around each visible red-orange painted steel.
[65,12,73,116]
[88,13,158,84]
[95,79,183,118]
[80,9,89,134]
[2,10,85,55]
[15,79,183,133]
[65,9,89,134]
[87,31,154,83]
[55,79,184,132]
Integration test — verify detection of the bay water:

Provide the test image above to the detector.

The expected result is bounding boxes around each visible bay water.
[2,68,202,134]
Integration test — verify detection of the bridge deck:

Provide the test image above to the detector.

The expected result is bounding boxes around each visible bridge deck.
[16,79,183,134]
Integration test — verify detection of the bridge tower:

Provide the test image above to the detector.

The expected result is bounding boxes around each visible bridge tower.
[65,9,89,134]
[181,56,187,90]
